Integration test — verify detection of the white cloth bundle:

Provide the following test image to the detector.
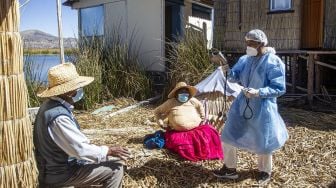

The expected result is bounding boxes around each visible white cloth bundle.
[195,66,243,97]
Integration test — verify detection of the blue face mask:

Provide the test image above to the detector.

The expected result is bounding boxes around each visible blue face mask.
[177,93,189,103]
[72,88,84,103]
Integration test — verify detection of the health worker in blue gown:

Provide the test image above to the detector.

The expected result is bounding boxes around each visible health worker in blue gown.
[213,29,288,186]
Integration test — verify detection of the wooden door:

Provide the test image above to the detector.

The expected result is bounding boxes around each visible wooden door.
[301,0,324,49]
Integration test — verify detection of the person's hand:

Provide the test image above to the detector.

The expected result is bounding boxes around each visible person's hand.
[107,146,131,160]
[158,119,170,128]
[222,64,230,73]
[210,50,228,66]
[157,119,164,127]
[242,88,259,98]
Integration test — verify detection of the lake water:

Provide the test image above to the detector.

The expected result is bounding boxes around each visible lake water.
[24,55,71,84]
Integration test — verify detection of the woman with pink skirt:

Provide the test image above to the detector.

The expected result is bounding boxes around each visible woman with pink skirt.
[154,82,223,162]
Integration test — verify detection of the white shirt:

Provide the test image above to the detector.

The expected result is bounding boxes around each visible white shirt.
[48,97,109,163]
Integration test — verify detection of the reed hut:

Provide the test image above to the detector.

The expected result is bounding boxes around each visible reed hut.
[0,0,37,187]
[213,0,336,103]
[213,0,336,51]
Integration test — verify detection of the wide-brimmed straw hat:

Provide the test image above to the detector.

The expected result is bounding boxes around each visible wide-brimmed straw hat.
[168,82,197,99]
[38,63,94,98]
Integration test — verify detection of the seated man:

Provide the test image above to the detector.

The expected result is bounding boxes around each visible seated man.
[154,82,223,161]
[34,63,131,187]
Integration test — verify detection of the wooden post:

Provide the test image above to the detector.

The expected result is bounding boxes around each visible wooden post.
[285,55,288,72]
[314,54,321,94]
[298,57,303,86]
[307,54,315,103]
[291,55,297,93]
[56,0,65,64]
[202,22,207,41]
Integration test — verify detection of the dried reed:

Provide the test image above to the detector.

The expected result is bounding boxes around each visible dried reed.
[0,0,37,187]
[76,105,336,187]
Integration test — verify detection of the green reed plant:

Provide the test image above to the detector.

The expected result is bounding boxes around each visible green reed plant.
[71,36,104,110]
[72,29,151,110]
[101,30,151,101]
[24,55,45,107]
[165,28,215,95]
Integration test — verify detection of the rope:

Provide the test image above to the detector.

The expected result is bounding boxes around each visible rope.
[0,72,24,78]
[0,156,34,167]
[243,98,253,120]
[1,115,29,124]
[0,31,20,34]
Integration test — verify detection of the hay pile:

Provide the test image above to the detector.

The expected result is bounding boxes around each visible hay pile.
[76,105,336,187]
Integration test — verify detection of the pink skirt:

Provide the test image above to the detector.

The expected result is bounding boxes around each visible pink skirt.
[164,123,224,161]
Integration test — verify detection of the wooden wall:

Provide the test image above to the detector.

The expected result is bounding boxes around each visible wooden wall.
[323,0,336,49]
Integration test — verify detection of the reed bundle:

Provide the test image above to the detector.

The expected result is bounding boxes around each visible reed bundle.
[0,32,24,76]
[0,74,28,120]
[0,0,37,187]
[0,0,19,32]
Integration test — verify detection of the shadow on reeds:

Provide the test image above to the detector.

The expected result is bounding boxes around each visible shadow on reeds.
[280,107,336,131]
[126,158,258,187]
[328,180,336,188]
[127,137,144,145]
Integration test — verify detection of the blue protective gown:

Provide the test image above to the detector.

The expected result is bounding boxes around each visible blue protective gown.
[222,52,288,154]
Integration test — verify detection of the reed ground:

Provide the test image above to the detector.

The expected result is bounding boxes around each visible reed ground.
[75,98,336,188]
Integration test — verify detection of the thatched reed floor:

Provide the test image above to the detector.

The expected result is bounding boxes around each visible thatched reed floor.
[76,102,336,187]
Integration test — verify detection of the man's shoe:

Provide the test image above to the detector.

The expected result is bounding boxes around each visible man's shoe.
[212,165,239,179]
[257,171,271,186]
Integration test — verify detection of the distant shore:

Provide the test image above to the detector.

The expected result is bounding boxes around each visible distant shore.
[24,48,76,55]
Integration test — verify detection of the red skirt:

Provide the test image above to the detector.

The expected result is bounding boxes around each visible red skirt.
[164,123,224,161]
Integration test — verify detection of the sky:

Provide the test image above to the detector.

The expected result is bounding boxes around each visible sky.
[20,0,78,38]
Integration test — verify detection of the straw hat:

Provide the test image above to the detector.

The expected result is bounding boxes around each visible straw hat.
[38,63,94,98]
[168,82,197,99]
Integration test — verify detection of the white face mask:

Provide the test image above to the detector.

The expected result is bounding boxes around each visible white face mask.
[246,46,258,56]
[72,88,84,103]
